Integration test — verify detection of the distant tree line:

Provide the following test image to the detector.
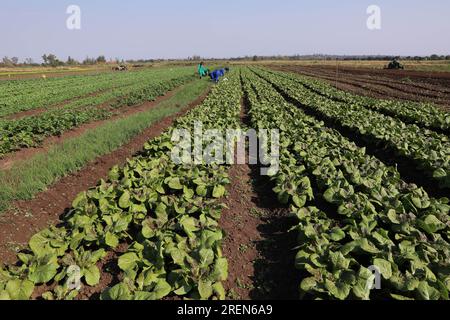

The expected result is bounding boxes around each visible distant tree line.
[1,53,450,68]
[0,54,114,67]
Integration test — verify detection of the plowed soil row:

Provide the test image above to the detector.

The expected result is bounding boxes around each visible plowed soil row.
[220,97,299,300]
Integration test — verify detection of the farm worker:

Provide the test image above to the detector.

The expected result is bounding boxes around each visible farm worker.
[197,62,209,78]
[209,68,229,83]
[209,69,221,83]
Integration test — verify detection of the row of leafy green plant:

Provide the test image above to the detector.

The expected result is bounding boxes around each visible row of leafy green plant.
[269,69,450,133]
[0,75,195,158]
[253,68,450,190]
[0,71,242,300]
[0,67,194,118]
[241,68,450,300]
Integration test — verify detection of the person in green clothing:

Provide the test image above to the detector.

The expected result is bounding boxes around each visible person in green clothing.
[197,62,209,78]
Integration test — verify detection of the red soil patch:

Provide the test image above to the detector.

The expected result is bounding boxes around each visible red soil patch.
[0,88,210,264]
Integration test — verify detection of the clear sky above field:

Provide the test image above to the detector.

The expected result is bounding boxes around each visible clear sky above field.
[1,0,449,61]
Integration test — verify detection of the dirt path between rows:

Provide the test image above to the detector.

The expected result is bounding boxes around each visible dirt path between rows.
[221,164,299,300]
[0,87,210,263]
[220,98,299,300]
[0,87,181,171]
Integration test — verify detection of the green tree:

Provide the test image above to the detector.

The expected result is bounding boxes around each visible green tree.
[42,54,63,67]
[96,55,106,64]
[66,56,79,65]
[2,56,14,67]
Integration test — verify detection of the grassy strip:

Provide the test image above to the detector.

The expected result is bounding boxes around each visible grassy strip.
[0,79,210,212]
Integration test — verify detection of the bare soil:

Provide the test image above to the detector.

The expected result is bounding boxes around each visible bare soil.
[220,164,299,300]
[0,88,210,263]
[220,97,299,300]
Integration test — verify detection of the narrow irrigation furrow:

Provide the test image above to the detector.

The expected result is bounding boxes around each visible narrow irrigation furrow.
[220,94,298,300]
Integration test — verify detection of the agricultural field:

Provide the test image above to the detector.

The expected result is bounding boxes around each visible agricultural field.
[0,64,449,301]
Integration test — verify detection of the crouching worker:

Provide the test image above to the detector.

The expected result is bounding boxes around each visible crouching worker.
[209,68,229,83]
[197,62,209,79]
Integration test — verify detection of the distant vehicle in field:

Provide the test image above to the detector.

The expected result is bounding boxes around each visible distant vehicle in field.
[386,59,404,70]
[113,65,128,71]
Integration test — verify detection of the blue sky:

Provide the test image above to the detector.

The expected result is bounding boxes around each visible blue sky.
[1,0,449,62]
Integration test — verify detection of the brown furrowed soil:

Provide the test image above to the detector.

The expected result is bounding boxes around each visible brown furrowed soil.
[220,98,299,300]
[0,88,210,264]
[220,164,299,300]
[273,65,450,111]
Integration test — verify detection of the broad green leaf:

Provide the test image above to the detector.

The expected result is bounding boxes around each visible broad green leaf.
[72,192,88,209]
[292,194,307,208]
[180,216,199,238]
[417,281,441,300]
[118,252,139,272]
[5,279,34,300]
[329,251,350,270]
[387,209,400,224]
[373,258,392,279]
[212,282,226,300]
[84,265,100,286]
[168,178,183,190]
[101,283,132,300]
[28,256,59,284]
[196,185,208,197]
[300,277,317,292]
[29,232,49,257]
[329,228,346,242]
[324,279,351,300]
[212,185,226,198]
[151,279,172,300]
[199,249,214,268]
[198,280,213,299]
[418,215,446,234]
[212,257,228,281]
[105,232,119,248]
[119,190,131,209]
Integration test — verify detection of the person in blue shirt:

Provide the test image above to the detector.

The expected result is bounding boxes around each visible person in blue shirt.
[209,68,228,83]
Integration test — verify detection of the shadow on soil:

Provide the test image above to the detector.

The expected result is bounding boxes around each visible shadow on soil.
[248,167,300,300]
[240,85,300,300]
